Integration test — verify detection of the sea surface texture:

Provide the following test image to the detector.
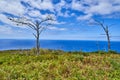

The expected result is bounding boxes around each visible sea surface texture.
[0,39,120,52]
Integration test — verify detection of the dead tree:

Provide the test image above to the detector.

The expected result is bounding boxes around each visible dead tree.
[8,16,53,55]
[92,19,111,51]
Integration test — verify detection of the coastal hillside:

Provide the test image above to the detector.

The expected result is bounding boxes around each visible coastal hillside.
[0,0,120,80]
[0,50,120,80]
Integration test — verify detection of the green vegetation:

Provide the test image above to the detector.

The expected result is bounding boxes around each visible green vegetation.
[0,49,120,80]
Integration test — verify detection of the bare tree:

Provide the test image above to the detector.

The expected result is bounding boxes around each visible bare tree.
[91,19,111,51]
[8,16,53,55]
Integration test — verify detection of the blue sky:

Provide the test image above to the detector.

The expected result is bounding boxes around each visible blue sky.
[0,0,120,41]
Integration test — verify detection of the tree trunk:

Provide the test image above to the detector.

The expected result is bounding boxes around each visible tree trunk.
[36,29,40,55]
[106,33,111,51]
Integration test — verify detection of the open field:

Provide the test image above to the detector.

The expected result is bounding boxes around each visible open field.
[0,50,120,80]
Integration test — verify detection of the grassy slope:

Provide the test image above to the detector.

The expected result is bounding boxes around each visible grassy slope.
[0,50,120,80]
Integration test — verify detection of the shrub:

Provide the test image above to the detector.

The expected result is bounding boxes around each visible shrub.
[108,50,118,54]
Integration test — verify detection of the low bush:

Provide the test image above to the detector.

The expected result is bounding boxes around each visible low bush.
[0,50,120,80]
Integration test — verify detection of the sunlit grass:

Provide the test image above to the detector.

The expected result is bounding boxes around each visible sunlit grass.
[0,49,120,80]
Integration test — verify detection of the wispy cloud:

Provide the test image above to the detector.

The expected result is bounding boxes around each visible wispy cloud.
[47,26,67,31]
[52,21,66,25]
[0,0,120,40]
[73,0,120,20]
[0,0,25,16]
[0,25,13,34]
[77,14,92,20]
[0,0,120,22]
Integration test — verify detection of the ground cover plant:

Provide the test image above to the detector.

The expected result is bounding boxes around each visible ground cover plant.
[0,49,120,80]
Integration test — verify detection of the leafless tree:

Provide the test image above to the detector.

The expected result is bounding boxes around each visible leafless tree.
[8,16,53,55]
[91,19,111,51]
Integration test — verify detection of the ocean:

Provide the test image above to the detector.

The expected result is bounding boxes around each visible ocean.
[0,39,120,52]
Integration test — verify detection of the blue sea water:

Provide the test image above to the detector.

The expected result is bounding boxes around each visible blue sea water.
[0,39,120,52]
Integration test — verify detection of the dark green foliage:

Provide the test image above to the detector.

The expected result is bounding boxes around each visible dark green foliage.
[108,50,118,54]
